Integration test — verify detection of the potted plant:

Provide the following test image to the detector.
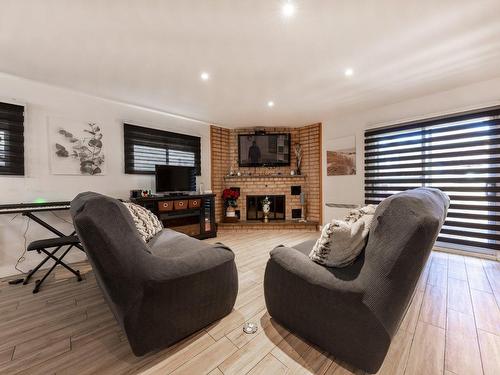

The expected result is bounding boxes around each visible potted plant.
[222,188,240,219]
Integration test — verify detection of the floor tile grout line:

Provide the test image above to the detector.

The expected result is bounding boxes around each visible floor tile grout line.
[480,259,500,310]
[404,256,437,375]
[465,259,487,375]
[442,256,449,375]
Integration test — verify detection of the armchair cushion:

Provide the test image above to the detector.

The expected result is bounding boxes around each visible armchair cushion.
[123,202,163,242]
[309,205,376,267]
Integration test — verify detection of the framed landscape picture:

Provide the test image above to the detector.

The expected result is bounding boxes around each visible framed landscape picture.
[326,136,356,176]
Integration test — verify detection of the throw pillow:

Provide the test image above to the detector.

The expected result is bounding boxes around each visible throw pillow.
[123,202,163,242]
[309,205,376,267]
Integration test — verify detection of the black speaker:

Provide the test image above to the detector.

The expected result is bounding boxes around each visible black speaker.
[292,209,302,219]
[130,189,142,199]
[291,185,301,195]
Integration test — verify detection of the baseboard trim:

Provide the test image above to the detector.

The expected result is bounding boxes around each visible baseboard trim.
[432,245,498,261]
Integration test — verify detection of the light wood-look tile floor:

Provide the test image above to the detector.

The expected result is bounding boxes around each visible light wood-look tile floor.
[0,231,499,375]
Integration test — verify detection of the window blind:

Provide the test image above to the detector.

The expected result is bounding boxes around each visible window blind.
[0,102,24,176]
[124,123,201,175]
[365,106,500,253]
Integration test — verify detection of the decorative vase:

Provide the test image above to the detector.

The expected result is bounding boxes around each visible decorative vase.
[226,206,236,218]
[263,203,270,223]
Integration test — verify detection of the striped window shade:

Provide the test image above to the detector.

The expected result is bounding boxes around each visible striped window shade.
[364,106,500,254]
[0,102,24,176]
[124,123,201,176]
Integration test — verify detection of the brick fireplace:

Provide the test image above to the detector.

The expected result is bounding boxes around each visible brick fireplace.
[211,123,322,228]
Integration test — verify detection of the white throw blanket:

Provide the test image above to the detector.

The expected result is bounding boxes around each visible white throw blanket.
[309,205,377,267]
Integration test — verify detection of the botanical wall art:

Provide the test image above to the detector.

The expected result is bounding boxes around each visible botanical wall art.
[326,135,356,176]
[49,117,105,175]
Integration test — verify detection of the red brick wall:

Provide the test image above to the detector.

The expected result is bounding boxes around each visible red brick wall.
[211,124,322,224]
[210,126,231,222]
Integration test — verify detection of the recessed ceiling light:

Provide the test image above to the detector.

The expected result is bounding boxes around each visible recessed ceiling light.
[267,101,275,107]
[282,1,296,17]
[345,68,354,77]
[200,72,210,81]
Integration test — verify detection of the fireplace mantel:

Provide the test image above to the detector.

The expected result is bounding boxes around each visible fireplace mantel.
[223,174,306,181]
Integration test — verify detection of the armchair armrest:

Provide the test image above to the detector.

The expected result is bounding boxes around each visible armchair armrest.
[268,246,365,296]
[140,242,235,283]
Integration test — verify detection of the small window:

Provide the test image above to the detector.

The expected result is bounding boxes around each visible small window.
[0,102,24,175]
[167,149,195,167]
[124,123,201,175]
[0,130,5,167]
[133,145,167,172]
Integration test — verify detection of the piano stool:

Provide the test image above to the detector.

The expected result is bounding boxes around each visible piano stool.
[25,235,83,293]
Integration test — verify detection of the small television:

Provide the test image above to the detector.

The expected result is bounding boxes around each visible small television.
[155,165,196,193]
[238,133,290,167]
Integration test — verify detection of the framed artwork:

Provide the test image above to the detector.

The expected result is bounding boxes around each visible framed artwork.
[326,135,356,176]
[49,117,106,175]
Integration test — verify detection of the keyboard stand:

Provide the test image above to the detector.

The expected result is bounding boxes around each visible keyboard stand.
[0,201,85,293]
[24,233,83,293]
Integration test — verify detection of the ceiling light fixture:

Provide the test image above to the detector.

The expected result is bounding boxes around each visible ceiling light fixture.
[267,101,275,108]
[200,72,210,81]
[282,1,296,17]
[344,68,354,77]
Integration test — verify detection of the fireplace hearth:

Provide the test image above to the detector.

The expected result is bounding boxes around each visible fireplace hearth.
[246,195,286,221]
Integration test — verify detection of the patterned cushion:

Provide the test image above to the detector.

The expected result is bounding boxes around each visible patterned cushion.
[123,202,163,242]
[309,205,377,267]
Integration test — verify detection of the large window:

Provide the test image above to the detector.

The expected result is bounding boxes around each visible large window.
[0,102,24,175]
[124,123,201,175]
[364,106,500,254]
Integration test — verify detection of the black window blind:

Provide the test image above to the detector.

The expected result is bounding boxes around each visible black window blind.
[124,123,201,175]
[0,102,24,176]
[365,106,500,253]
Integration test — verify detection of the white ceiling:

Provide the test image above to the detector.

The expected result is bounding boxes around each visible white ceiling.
[1,0,500,127]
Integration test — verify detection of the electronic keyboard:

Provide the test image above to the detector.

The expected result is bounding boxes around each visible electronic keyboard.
[0,201,71,214]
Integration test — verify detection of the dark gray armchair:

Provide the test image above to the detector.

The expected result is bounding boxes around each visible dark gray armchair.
[264,188,449,373]
[70,192,238,356]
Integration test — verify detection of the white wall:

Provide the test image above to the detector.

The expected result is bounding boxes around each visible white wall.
[322,77,500,223]
[0,73,211,277]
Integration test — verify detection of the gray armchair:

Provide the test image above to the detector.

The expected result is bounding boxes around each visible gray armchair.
[70,192,238,356]
[264,188,449,373]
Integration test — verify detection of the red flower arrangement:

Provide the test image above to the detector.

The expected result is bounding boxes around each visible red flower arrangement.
[222,188,240,207]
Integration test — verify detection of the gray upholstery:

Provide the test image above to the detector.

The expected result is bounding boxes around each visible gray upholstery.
[70,192,238,356]
[264,188,449,373]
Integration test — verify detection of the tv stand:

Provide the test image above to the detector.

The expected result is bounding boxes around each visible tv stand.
[131,193,216,239]
[156,192,186,197]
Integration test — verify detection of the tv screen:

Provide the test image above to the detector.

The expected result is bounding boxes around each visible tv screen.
[155,165,196,192]
[238,134,290,167]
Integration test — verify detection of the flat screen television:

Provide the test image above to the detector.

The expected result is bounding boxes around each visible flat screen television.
[155,165,196,193]
[238,134,290,167]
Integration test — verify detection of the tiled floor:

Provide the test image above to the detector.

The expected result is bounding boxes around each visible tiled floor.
[0,230,498,374]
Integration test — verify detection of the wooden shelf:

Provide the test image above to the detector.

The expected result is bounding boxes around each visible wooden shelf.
[131,194,217,239]
[224,174,306,181]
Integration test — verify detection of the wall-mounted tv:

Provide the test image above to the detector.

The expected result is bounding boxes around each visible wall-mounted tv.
[155,165,196,192]
[238,134,290,167]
